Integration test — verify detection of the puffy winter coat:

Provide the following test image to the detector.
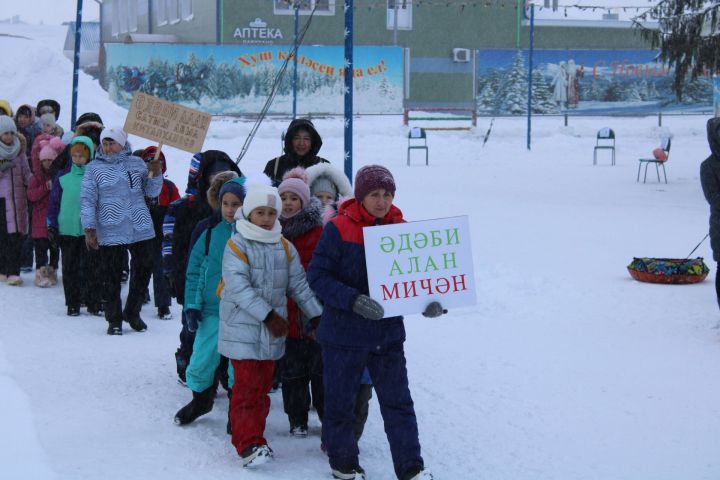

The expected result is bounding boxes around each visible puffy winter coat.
[218,233,322,361]
[281,197,324,339]
[15,105,42,158]
[700,117,720,261]
[162,151,241,304]
[47,163,86,237]
[184,215,233,317]
[307,198,406,348]
[26,159,53,239]
[263,119,329,186]
[0,138,31,236]
[80,143,162,246]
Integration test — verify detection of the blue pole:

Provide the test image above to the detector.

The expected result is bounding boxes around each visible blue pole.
[526,3,534,151]
[344,0,353,182]
[71,0,83,131]
[292,3,299,119]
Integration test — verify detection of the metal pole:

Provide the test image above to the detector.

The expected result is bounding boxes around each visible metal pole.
[516,0,521,49]
[71,0,83,131]
[526,3,534,151]
[344,0,353,182]
[292,2,299,119]
[393,0,399,46]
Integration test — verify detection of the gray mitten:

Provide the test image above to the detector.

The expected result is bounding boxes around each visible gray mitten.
[422,301,447,318]
[352,295,385,320]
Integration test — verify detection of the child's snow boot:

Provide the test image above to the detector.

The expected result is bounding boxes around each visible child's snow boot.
[331,465,366,480]
[401,467,433,480]
[47,266,57,286]
[87,303,104,316]
[240,444,273,467]
[34,267,48,287]
[123,307,147,332]
[289,416,309,437]
[106,321,122,335]
[157,305,172,320]
[174,386,215,425]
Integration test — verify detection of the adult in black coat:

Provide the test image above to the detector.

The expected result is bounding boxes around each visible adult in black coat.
[263,118,329,186]
[700,117,720,309]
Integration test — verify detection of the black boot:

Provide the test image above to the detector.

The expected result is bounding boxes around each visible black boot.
[175,349,189,384]
[174,387,215,425]
[226,389,232,435]
[123,306,147,332]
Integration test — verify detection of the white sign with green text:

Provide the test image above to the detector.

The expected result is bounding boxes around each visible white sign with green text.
[363,216,477,317]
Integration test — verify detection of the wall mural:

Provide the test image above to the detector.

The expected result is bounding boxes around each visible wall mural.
[105,44,404,115]
[476,49,713,115]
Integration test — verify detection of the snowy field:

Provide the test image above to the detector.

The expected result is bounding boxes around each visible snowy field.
[2,24,720,480]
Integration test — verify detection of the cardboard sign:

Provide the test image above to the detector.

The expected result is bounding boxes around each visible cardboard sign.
[123,92,211,153]
[363,216,477,317]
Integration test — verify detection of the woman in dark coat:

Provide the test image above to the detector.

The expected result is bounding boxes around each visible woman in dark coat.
[307,165,441,480]
[263,118,329,186]
[700,117,720,310]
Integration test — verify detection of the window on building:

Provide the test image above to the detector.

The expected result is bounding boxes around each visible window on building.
[274,0,335,16]
[156,0,168,26]
[119,2,129,34]
[111,1,120,36]
[167,0,181,23]
[128,0,138,32]
[387,0,412,30]
[180,0,194,20]
[112,0,139,36]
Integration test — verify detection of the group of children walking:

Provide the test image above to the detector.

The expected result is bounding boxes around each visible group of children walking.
[0,104,440,479]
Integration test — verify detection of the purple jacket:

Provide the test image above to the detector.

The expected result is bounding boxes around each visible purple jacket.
[0,151,31,235]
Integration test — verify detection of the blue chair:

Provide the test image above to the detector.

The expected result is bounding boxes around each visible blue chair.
[593,128,616,166]
[407,128,428,166]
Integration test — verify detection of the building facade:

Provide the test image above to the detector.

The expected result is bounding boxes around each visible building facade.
[98,1,711,115]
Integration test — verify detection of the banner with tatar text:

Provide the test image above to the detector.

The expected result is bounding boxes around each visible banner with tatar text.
[364,216,477,317]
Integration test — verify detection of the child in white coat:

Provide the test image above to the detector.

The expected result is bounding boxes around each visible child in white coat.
[218,183,322,467]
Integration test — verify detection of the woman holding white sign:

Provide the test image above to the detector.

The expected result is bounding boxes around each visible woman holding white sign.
[307,165,442,480]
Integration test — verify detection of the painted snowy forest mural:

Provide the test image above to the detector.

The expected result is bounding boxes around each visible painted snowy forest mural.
[105,44,403,115]
[476,49,713,115]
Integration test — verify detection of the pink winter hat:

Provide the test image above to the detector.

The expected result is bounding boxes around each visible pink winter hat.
[39,136,65,161]
[278,167,311,208]
[354,165,396,201]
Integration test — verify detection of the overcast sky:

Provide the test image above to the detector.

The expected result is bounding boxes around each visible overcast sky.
[1,0,659,26]
[2,0,99,25]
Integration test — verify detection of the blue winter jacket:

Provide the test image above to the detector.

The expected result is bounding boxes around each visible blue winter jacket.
[307,198,406,349]
[80,143,162,246]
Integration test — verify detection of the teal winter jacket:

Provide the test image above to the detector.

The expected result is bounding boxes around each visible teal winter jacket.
[184,216,234,316]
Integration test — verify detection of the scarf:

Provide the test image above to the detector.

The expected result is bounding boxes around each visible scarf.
[0,137,21,166]
[236,218,282,244]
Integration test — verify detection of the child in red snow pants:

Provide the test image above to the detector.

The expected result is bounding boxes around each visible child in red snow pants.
[229,359,275,454]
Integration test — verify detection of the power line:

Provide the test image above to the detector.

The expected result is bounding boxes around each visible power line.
[235,4,318,164]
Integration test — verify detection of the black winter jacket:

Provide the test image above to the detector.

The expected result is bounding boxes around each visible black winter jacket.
[700,117,720,261]
[263,118,329,185]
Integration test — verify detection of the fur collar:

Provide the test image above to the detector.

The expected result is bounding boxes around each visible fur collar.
[306,163,352,197]
[282,197,323,239]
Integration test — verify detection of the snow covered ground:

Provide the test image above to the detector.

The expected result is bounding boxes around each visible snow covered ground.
[2,24,720,480]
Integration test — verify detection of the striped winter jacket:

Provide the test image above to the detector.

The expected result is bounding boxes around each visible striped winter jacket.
[80,143,162,246]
